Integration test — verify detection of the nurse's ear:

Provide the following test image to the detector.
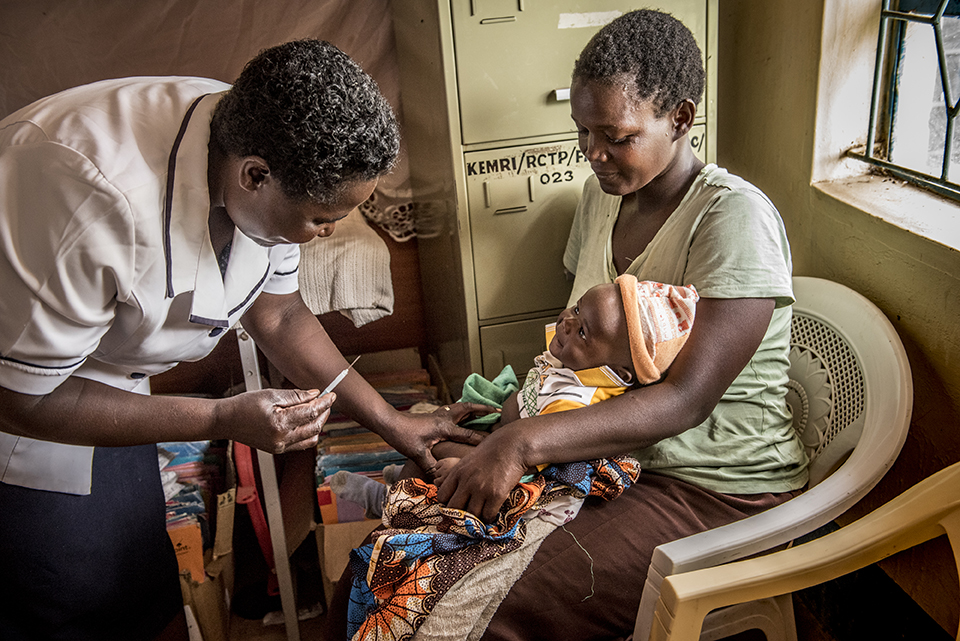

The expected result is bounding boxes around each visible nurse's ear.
[238,156,271,192]
[670,99,698,140]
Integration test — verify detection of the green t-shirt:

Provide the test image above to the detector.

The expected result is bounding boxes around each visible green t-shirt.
[564,164,808,493]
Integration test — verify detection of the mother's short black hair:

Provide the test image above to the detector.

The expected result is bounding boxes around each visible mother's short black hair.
[573,10,704,117]
[211,39,400,205]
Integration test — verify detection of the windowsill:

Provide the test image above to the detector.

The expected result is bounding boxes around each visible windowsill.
[814,173,960,255]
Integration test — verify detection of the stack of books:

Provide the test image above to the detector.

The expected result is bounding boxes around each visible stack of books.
[158,440,227,583]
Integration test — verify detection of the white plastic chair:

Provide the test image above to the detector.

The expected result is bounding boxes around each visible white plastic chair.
[633,276,913,641]
[649,459,960,641]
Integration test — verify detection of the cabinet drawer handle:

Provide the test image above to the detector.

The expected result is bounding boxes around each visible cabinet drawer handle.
[495,206,527,215]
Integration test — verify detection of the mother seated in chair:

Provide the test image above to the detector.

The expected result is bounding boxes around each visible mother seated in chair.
[327,9,809,640]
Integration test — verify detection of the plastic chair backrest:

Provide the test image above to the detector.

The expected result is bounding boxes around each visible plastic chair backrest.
[650,460,960,641]
[634,276,913,640]
[788,300,866,487]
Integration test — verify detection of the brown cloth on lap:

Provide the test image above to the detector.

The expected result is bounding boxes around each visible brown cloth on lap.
[478,472,799,641]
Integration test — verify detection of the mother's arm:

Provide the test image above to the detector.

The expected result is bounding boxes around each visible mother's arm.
[436,296,776,521]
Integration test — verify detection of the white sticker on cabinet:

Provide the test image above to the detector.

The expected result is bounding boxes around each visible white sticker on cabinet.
[557,11,622,29]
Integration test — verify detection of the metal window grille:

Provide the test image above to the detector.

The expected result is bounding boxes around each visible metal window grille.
[849,0,960,201]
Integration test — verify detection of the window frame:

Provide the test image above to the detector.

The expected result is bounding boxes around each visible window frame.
[848,0,960,201]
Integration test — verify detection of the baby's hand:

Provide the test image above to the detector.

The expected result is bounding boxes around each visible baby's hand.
[433,457,461,487]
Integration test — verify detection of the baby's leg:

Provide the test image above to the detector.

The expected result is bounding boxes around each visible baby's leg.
[432,457,461,487]
[329,471,387,519]
[396,441,478,483]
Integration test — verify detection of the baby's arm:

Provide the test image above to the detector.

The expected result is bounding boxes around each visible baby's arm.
[492,391,521,430]
[396,440,476,482]
[426,392,522,486]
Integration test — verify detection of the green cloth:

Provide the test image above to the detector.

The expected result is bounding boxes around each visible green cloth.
[457,365,519,430]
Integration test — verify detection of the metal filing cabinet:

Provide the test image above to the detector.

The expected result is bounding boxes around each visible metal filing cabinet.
[392,0,717,393]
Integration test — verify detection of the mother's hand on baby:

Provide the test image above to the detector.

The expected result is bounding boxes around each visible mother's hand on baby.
[437,427,528,522]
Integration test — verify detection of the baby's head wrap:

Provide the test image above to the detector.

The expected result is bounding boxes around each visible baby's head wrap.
[614,274,699,384]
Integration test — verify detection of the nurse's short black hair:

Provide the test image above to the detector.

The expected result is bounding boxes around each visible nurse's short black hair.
[573,9,704,117]
[211,39,399,205]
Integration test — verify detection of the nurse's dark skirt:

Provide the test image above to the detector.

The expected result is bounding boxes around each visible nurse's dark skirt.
[0,444,183,640]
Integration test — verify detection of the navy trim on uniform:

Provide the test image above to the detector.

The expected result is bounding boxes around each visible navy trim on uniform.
[0,354,86,370]
[273,267,299,277]
[163,94,208,299]
[228,266,270,317]
[186,265,270,327]
[187,315,230,328]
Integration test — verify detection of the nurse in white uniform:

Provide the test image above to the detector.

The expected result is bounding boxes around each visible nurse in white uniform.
[0,40,484,641]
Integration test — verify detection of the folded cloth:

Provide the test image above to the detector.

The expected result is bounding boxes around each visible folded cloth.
[299,208,394,327]
[457,366,519,429]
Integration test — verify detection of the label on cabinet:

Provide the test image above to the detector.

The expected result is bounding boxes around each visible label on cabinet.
[465,139,592,321]
[466,128,705,323]
[689,123,707,162]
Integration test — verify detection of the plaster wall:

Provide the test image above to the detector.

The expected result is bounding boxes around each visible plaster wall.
[717,0,960,632]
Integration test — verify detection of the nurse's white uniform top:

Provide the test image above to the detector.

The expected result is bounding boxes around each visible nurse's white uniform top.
[0,77,301,494]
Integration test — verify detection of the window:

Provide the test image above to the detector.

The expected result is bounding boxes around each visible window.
[851,0,960,200]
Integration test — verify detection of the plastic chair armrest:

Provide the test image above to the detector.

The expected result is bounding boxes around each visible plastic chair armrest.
[635,450,891,640]
[651,463,960,641]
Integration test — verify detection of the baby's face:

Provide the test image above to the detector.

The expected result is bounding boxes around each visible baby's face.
[549,283,632,376]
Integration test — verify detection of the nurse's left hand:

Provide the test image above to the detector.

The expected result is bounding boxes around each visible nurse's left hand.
[388,403,495,477]
[217,388,335,453]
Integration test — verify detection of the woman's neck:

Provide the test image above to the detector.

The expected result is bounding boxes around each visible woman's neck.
[612,148,705,274]
[208,206,234,258]
[633,146,705,212]
[206,142,235,257]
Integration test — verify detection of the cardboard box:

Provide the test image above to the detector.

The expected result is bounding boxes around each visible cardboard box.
[178,487,236,641]
[315,519,380,607]
[170,521,206,584]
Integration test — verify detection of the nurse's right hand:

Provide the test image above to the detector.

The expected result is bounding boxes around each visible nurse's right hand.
[218,388,334,454]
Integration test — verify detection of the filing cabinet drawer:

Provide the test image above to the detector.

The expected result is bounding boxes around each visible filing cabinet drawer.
[480,315,555,380]
[451,0,708,144]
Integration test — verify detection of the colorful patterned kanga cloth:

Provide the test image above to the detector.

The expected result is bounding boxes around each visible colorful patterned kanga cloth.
[346,456,641,641]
